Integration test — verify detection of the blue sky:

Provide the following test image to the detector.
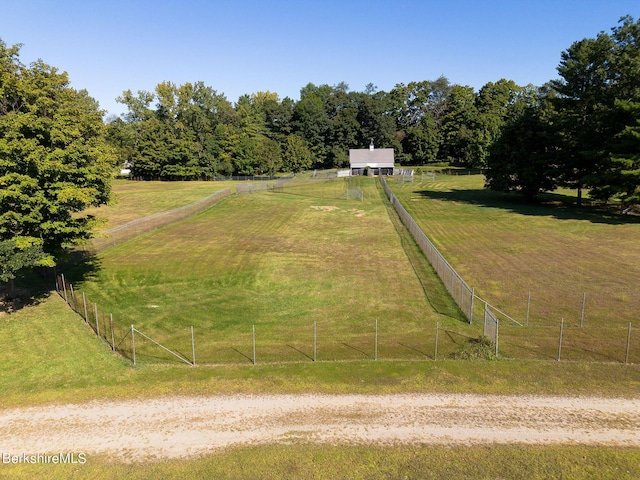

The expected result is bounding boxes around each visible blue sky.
[3,0,639,117]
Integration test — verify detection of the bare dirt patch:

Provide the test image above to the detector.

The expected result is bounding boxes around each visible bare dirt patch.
[0,393,638,462]
[310,206,340,212]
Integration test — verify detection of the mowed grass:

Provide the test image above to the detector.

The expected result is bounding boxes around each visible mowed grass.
[3,444,640,480]
[390,174,640,362]
[2,293,639,409]
[70,178,469,365]
[3,176,640,478]
[83,179,236,229]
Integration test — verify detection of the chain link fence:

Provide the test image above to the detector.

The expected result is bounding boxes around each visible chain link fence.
[381,176,475,322]
[55,176,638,366]
[56,272,638,366]
[85,187,231,253]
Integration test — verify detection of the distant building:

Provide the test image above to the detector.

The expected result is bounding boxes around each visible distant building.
[349,141,394,176]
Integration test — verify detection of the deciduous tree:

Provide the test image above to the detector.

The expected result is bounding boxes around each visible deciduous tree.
[0,39,114,294]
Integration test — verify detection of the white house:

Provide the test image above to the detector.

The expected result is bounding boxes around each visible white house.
[349,141,394,176]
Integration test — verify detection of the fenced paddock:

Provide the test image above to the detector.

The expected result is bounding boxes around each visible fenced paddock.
[389,174,640,329]
[63,180,461,365]
[386,172,640,360]
[59,176,639,366]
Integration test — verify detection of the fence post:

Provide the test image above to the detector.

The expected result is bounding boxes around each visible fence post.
[374,319,378,361]
[82,293,88,323]
[469,288,475,324]
[434,322,439,361]
[131,325,136,366]
[70,283,75,304]
[313,321,317,362]
[557,318,564,362]
[526,292,531,326]
[252,325,256,365]
[94,303,100,337]
[62,274,68,304]
[580,293,586,327]
[625,323,632,364]
[191,326,196,366]
[110,314,115,351]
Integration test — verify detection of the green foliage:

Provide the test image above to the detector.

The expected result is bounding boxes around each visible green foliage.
[592,99,640,209]
[0,237,53,297]
[255,136,283,175]
[485,88,560,200]
[440,85,479,166]
[283,134,312,173]
[0,38,114,283]
[550,16,640,207]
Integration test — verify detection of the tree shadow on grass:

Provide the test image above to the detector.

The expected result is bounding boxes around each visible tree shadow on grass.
[0,265,58,315]
[58,250,103,284]
[413,188,640,225]
[0,249,103,317]
[0,286,49,314]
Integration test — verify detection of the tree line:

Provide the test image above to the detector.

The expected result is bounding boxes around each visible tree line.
[108,75,524,179]
[107,16,640,211]
[0,16,639,296]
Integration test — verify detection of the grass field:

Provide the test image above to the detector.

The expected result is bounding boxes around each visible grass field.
[59,175,640,364]
[389,174,640,363]
[3,175,640,478]
[83,179,236,229]
[67,177,473,365]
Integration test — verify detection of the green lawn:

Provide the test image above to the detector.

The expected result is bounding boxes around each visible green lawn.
[67,178,467,365]
[2,175,640,478]
[2,293,639,410]
[389,174,640,362]
[3,444,640,480]
[83,179,236,229]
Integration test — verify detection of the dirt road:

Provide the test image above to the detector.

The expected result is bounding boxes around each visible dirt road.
[1,394,638,462]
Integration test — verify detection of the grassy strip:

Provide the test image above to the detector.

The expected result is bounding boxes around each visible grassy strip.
[1,294,639,409]
[2,444,639,479]
[83,179,236,229]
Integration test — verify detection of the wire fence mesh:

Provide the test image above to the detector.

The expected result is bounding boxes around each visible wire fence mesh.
[381,176,475,322]
[55,176,638,367]
[57,274,638,366]
[85,187,231,253]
